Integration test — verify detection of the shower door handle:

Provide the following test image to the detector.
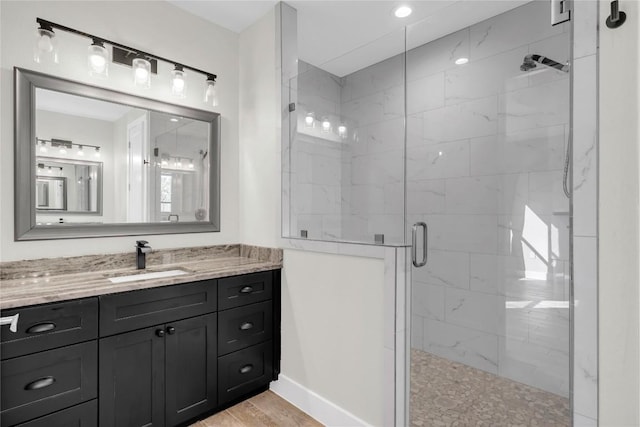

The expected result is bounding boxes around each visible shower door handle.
[412,222,428,268]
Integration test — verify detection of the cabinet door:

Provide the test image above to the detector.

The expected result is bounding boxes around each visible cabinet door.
[165,313,217,426]
[99,327,165,427]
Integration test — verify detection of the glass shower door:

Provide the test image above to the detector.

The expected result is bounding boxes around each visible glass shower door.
[405,2,571,425]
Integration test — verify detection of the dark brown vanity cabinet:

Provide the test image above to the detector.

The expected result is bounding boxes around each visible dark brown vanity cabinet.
[0,269,281,427]
[99,314,217,427]
[0,298,99,427]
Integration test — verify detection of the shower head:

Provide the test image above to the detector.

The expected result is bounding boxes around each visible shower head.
[520,54,570,73]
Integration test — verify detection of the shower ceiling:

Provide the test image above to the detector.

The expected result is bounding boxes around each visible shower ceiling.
[169,0,527,76]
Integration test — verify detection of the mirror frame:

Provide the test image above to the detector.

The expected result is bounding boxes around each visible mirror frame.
[15,67,221,241]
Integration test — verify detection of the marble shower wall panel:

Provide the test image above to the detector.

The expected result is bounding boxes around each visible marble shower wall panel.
[290,61,348,240]
[340,55,406,244]
[406,1,570,397]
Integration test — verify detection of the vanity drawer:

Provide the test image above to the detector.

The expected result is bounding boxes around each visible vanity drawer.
[0,298,98,360]
[15,400,97,427]
[99,279,217,336]
[1,341,97,427]
[218,301,273,356]
[218,341,273,406]
[218,272,272,310]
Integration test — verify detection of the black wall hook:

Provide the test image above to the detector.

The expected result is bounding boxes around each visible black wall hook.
[606,0,626,28]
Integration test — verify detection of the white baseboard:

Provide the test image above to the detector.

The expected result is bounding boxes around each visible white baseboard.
[270,375,372,427]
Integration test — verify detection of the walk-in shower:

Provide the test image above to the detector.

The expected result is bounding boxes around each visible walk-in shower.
[281,0,599,424]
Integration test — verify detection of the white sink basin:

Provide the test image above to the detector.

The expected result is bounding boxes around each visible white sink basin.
[108,269,188,284]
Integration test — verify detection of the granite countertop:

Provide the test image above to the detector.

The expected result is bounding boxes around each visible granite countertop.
[0,244,282,310]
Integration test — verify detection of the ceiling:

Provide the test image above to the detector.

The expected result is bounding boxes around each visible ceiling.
[171,0,529,76]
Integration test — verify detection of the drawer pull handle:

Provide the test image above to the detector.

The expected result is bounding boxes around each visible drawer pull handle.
[166,326,176,335]
[239,286,254,294]
[239,364,253,374]
[26,322,56,334]
[25,376,55,390]
[240,322,254,331]
[156,329,165,338]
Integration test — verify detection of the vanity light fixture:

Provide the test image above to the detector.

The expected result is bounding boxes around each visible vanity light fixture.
[204,75,218,106]
[132,57,151,89]
[171,65,186,98]
[304,112,315,128]
[38,138,100,158]
[33,18,218,104]
[338,124,347,139]
[88,39,109,78]
[321,117,332,133]
[34,21,58,64]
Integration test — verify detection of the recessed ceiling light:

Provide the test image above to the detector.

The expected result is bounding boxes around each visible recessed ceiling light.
[455,57,469,65]
[394,5,412,18]
[170,117,179,122]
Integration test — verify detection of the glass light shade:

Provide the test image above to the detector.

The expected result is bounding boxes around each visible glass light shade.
[204,79,218,106]
[132,58,151,89]
[94,147,101,158]
[304,113,315,128]
[171,68,187,98]
[88,42,109,78]
[77,145,85,156]
[34,28,59,64]
[58,146,67,155]
[338,124,347,138]
[39,141,48,153]
[321,118,332,133]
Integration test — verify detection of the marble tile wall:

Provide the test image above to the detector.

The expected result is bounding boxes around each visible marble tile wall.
[289,61,348,240]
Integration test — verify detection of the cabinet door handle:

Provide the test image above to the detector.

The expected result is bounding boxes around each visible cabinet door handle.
[239,286,254,294]
[25,376,55,390]
[166,326,176,335]
[239,364,253,374]
[0,313,20,333]
[26,322,56,334]
[155,329,165,338]
[240,322,254,331]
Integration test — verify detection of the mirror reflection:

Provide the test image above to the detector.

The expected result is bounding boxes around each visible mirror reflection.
[35,157,101,220]
[35,88,211,225]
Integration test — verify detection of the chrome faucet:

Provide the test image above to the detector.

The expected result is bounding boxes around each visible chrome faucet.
[136,240,152,269]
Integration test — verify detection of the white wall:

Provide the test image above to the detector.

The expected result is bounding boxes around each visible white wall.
[0,0,239,261]
[280,249,385,426]
[238,7,280,248]
[599,0,640,425]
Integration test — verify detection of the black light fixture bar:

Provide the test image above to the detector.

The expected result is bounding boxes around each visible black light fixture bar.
[37,138,100,151]
[36,18,217,81]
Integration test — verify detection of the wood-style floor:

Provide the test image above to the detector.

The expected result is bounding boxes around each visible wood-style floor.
[191,391,324,427]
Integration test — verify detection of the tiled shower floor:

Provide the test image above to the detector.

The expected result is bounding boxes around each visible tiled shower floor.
[411,349,570,427]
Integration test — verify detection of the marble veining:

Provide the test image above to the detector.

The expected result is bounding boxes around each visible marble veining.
[0,244,282,310]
